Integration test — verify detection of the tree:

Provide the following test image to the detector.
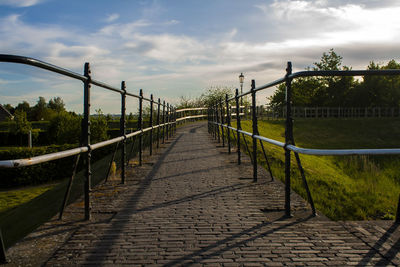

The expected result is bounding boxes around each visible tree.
[15,101,30,113]
[362,60,400,107]
[47,111,81,144]
[10,110,32,145]
[31,96,57,121]
[91,109,109,143]
[48,96,66,112]
[268,49,357,109]
[3,104,15,114]
[176,95,205,109]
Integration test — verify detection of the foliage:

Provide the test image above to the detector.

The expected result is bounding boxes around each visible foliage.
[268,49,400,110]
[47,111,81,145]
[176,95,205,109]
[48,96,66,113]
[200,86,235,107]
[4,95,67,122]
[9,110,35,145]
[233,118,400,221]
[10,110,31,135]
[0,144,77,187]
[91,109,109,143]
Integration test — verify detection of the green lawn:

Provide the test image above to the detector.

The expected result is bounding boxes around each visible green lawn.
[0,184,56,213]
[232,118,400,221]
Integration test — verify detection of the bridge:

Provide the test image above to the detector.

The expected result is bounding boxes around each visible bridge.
[0,55,400,266]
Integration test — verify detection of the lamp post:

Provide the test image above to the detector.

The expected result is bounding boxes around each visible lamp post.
[239,72,244,107]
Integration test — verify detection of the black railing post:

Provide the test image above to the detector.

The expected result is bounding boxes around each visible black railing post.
[162,100,165,144]
[166,103,170,140]
[120,81,126,184]
[396,193,400,224]
[213,106,217,140]
[226,94,231,154]
[174,108,177,134]
[251,79,258,182]
[138,89,143,166]
[59,154,81,220]
[157,98,161,148]
[83,62,91,221]
[170,105,173,137]
[0,228,6,264]
[150,94,153,155]
[236,88,241,165]
[285,62,293,217]
[216,104,221,143]
[220,99,225,147]
[207,108,210,133]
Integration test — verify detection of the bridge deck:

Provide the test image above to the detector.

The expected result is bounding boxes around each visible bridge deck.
[6,122,400,266]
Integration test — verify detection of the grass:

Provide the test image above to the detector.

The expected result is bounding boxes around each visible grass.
[229,118,400,221]
[0,184,56,213]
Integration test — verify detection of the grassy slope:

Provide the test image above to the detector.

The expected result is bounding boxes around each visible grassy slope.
[0,184,55,213]
[236,118,400,220]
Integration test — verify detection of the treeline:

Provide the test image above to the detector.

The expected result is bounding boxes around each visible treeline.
[269,49,400,110]
[3,96,108,146]
[4,96,67,121]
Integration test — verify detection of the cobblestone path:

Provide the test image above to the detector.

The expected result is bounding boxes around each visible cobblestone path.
[21,122,400,266]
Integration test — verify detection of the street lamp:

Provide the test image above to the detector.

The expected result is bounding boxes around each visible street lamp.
[239,72,244,106]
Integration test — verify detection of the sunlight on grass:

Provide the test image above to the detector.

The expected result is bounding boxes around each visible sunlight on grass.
[0,184,56,214]
[229,118,400,221]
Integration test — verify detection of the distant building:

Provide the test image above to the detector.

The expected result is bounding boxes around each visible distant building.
[0,104,13,121]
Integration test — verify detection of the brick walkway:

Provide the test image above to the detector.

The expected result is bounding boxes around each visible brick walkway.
[8,122,400,266]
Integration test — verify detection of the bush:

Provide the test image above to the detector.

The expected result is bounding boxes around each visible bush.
[47,112,81,145]
[0,145,77,187]
[0,143,118,188]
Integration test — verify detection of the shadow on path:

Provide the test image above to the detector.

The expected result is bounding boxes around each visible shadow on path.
[356,223,399,266]
[164,215,314,266]
[80,133,184,264]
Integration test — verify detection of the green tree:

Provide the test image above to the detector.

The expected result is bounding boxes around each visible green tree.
[362,60,400,107]
[176,95,205,109]
[48,97,66,113]
[3,104,14,114]
[32,96,56,121]
[15,101,30,113]
[10,110,32,145]
[91,109,109,143]
[47,111,81,144]
[268,49,357,109]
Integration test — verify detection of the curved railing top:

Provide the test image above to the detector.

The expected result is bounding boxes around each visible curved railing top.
[0,54,165,105]
[229,66,400,101]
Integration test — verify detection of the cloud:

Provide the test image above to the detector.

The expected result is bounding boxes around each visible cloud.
[165,19,179,25]
[98,19,151,37]
[2,1,400,112]
[0,0,44,7]
[123,34,209,63]
[105,13,119,23]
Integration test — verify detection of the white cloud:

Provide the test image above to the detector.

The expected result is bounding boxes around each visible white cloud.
[2,1,400,112]
[98,19,151,37]
[105,13,119,23]
[123,33,209,63]
[0,0,44,7]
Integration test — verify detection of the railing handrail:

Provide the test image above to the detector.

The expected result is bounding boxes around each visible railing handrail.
[0,54,169,105]
[228,69,400,101]
[0,118,207,169]
[217,122,400,155]
[208,63,400,222]
[176,107,208,112]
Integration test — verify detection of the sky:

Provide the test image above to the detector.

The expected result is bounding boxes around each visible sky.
[1,0,400,114]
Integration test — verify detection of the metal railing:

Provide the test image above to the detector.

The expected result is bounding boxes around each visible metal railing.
[0,54,204,262]
[208,62,400,223]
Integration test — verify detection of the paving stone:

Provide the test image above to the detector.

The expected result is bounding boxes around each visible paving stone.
[4,122,400,266]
